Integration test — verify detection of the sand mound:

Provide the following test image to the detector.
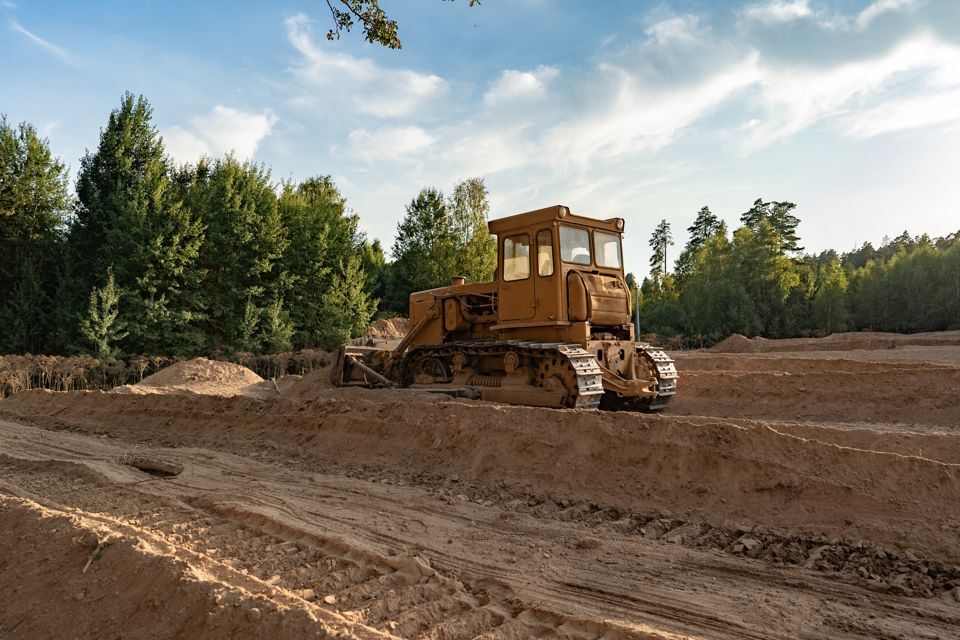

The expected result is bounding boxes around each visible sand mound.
[138,358,263,388]
[110,358,266,397]
[364,317,407,339]
[709,330,960,354]
[279,368,333,401]
[709,334,758,353]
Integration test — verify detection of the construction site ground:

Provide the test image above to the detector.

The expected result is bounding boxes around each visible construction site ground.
[2,331,960,639]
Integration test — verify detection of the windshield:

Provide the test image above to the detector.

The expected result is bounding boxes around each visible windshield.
[559,225,591,265]
[593,230,622,268]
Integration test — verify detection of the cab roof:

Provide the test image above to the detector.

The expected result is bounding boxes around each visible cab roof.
[487,205,624,235]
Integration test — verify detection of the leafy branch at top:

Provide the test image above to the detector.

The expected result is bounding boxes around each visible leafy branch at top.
[324,0,480,49]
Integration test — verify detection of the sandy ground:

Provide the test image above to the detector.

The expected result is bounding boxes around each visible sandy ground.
[2,333,960,638]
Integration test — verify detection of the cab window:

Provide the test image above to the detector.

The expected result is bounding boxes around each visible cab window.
[503,234,531,281]
[594,230,623,268]
[559,225,591,265]
[537,230,554,277]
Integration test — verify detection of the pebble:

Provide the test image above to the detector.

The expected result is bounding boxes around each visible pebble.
[265,574,282,586]
[73,592,85,601]
[323,594,338,605]
[575,536,602,550]
[247,607,261,622]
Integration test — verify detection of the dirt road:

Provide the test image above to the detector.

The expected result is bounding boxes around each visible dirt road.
[2,335,960,638]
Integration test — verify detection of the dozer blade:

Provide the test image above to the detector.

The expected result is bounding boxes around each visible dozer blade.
[330,345,394,388]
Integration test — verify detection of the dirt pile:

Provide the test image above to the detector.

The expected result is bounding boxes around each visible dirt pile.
[364,317,407,339]
[709,330,960,353]
[111,357,268,398]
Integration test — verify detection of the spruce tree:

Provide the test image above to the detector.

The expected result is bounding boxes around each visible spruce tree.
[79,268,128,360]
[388,187,456,312]
[0,117,71,353]
[187,155,290,353]
[67,93,205,355]
[675,206,721,285]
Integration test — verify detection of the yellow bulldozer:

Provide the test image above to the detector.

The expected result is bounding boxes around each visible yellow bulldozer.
[331,204,677,410]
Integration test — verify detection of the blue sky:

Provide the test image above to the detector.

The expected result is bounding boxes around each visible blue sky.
[3,0,960,277]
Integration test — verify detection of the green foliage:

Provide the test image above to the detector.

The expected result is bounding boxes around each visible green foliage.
[448,177,496,284]
[324,0,480,49]
[811,253,850,334]
[0,116,70,353]
[675,206,721,286]
[79,268,128,360]
[387,180,495,314]
[741,198,803,254]
[277,175,371,349]
[184,155,290,354]
[317,254,377,348]
[646,219,674,302]
[68,93,206,355]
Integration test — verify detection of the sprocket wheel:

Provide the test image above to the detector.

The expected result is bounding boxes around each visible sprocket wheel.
[536,355,579,407]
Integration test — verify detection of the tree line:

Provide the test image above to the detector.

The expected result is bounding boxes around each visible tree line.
[0,93,495,359]
[637,201,960,341]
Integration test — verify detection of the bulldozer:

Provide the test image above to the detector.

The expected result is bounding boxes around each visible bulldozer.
[331,204,677,410]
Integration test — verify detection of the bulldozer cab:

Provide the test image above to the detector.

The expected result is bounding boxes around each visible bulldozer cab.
[489,205,631,338]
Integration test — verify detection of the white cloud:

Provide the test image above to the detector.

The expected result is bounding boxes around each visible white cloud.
[742,0,812,25]
[285,13,448,118]
[846,89,960,138]
[345,126,436,163]
[8,18,76,66]
[542,55,762,169]
[163,105,277,164]
[644,15,704,47]
[483,65,559,107]
[855,0,918,30]
[742,33,960,150]
[0,1,17,10]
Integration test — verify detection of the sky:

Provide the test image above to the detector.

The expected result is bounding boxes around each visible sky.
[2,0,960,278]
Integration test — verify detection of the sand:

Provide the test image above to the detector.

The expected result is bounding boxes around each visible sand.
[3,333,960,638]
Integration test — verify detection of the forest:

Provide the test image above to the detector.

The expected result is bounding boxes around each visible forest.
[637,203,960,343]
[2,92,958,360]
[0,93,493,359]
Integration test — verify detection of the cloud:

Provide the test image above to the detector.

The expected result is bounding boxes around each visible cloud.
[483,65,558,107]
[285,13,448,118]
[0,1,17,9]
[163,105,277,164]
[741,0,812,25]
[644,15,705,47]
[8,18,76,65]
[344,126,436,163]
[742,33,960,150]
[855,0,918,30]
[542,55,762,169]
[845,89,960,138]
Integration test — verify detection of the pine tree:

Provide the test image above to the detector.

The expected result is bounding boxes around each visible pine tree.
[277,175,372,348]
[387,187,456,312]
[675,206,721,285]
[647,219,673,301]
[317,254,377,349]
[740,198,803,254]
[79,268,128,360]
[186,155,290,353]
[67,93,205,355]
[0,116,71,354]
